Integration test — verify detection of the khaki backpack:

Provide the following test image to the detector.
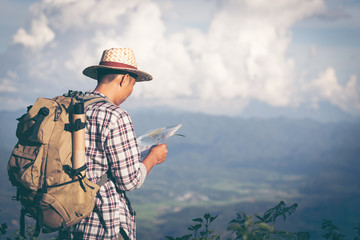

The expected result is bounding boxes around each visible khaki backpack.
[8,91,109,238]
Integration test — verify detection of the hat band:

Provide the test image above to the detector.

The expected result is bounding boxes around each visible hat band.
[100,61,137,70]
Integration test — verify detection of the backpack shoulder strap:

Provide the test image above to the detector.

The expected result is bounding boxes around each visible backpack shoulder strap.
[63,91,111,187]
[63,90,113,107]
[83,95,113,107]
[96,173,108,187]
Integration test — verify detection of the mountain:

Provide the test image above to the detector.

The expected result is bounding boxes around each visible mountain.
[130,109,360,239]
[0,108,359,239]
[238,100,360,122]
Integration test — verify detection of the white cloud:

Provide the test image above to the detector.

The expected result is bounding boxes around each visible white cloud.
[0,96,27,111]
[0,71,19,93]
[310,45,318,58]
[2,0,360,116]
[173,0,326,107]
[306,68,360,113]
[12,14,55,49]
[293,1,360,29]
[29,0,140,32]
[0,79,17,93]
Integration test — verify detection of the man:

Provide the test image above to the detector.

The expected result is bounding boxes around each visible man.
[72,48,168,240]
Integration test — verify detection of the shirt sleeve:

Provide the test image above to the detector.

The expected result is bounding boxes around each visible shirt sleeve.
[104,110,147,191]
[138,163,147,187]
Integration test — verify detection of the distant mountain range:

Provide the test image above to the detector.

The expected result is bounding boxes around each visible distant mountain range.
[0,107,359,239]
[238,100,360,122]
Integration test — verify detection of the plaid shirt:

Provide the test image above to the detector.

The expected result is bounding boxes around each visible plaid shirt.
[72,91,147,240]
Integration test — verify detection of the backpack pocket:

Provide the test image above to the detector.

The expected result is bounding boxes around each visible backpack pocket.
[41,193,71,230]
[8,143,44,191]
[42,178,100,229]
[16,97,58,144]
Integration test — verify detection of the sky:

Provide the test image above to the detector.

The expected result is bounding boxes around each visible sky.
[0,0,359,119]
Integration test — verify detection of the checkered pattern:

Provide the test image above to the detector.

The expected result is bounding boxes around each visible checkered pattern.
[71,91,146,240]
[100,48,138,69]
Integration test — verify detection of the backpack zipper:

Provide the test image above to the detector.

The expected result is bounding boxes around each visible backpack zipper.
[54,103,62,121]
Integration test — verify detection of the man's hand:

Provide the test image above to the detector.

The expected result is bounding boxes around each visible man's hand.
[149,143,168,164]
[142,143,168,173]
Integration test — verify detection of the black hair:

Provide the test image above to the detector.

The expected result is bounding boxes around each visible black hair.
[97,69,138,83]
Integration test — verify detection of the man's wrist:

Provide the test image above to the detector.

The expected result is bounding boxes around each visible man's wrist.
[142,154,157,173]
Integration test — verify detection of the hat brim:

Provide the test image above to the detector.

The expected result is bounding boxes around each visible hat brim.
[83,65,153,82]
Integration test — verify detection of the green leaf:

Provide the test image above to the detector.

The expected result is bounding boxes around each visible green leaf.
[189,223,202,231]
[256,215,265,222]
[0,223,8,235]
[194,224,202,230]
[227,223,243,231]
[165,237,176,240]
[256,222,273,232]
[210,234,221,240]
[210,215,218,223]
[193,218,203,223]
[181,234,192,240]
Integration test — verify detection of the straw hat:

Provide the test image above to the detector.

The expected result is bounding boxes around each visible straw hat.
[83,48,152,82]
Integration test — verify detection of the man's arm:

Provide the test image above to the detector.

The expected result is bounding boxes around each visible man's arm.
[105,111,147,191]
[141,143,168,174]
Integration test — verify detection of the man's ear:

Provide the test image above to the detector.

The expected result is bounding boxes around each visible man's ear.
[119,74,131,87]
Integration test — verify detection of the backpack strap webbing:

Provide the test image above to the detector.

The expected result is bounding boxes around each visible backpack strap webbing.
[19,204,43,238]
[58,221,71,240]
[83,95,113,107]
[96,173,109,187]
[19,208,26,238]
[63,90,113,107]
[80,94,112,188]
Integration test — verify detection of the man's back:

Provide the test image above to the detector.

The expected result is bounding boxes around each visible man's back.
[72,91,146,240]
[73,48,168,240]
